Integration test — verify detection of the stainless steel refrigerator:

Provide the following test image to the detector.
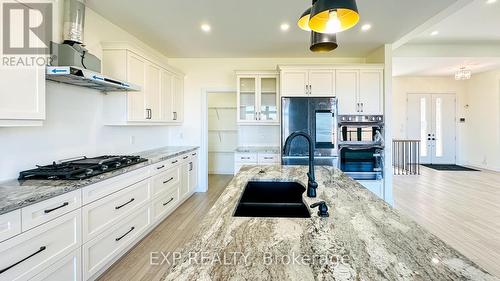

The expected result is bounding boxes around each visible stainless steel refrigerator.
[281,97,339,167]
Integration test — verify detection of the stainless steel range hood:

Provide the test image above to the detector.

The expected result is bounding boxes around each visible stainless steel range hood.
[46,0,139,92]
[46,66,140,92]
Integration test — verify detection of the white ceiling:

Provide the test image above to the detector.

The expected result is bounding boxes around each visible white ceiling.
[410,0,500,44]
[393,0,500,77]
[86,0,457,58]
[393,57,500,76]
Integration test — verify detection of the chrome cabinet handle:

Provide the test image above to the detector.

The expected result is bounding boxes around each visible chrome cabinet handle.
[146,109,152,119]
[263,157,274,160]
[171,160,178,164]
[115,227,135,242]
[0,246,47,274]
[241,157,251,160]
[183,156,188,159]
[156,165,165,170]
[44,202,69,214]
[163,197,174,206]
[173,112,177,121]
[309,85,312,94]
[360,103,364,112]
[192,152,197,156]
[115,198,135,210]
[189,162,193,171]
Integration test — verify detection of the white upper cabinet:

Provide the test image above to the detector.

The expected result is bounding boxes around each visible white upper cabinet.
[126,52,147,121]
[359,70,383,114]
[145,63,162,121]
[280,67,335,97]
[102,42,184,125]
[0,66,45,127]
[335,68,383,115]
[280,70,308,97]
[160,70,173,122]
[308,70,336,96]
[280,65,383,115]
[171,75,184,123]
[336,70,359,115]
[237,71,279,125]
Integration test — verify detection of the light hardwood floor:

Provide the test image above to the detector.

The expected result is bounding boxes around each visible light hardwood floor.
[97,174,233,281]
[394,166,500,277]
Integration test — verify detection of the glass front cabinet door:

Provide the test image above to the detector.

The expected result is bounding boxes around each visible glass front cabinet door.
[237,72,279,124]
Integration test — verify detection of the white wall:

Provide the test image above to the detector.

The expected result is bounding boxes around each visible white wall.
[392,72,500,171]
[0,7,171,181]
[463,70,500,171]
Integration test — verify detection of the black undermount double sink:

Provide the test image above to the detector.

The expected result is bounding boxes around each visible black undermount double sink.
[233,181,311,218]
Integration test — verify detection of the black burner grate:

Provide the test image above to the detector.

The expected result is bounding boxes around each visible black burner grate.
[19,155,148,180]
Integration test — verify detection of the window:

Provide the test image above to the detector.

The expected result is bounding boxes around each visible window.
[435,97,443,157]
[420,97,427,157]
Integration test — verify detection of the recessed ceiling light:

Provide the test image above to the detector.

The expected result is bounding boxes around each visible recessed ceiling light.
[486,0,497,4]
[201,24,211,32]
[361,24,371,31]
[280,23,290,31]
[430,30,439,36]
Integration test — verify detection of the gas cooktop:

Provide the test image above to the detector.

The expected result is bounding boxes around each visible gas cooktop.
[18,155,148,180]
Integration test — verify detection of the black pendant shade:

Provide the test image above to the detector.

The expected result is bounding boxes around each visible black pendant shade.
[310,32,338,52]
[309,0,359,34]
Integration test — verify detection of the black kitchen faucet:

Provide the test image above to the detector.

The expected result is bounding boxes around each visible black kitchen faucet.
[283,131,318,198]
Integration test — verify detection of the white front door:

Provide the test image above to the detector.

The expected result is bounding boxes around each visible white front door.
[407,93,456,164]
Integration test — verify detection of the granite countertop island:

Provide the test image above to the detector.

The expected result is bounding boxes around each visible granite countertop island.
[163,165,498,281]
[0,146,198,215]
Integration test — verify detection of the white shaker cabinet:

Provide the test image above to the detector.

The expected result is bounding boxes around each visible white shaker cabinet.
[335,70,359,115]
[0,66,45,127]
[308,70,336,96]
[280,67,335,97]
[171,75,184,123]
[102,42,184,125]
[145,63,162,121]
[126,52,147,121]
[335,68,383,115]
[359,70,383,114]
[280,70,309,97]
[188,154,199,193]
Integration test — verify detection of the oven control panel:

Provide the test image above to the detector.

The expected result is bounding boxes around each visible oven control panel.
[339,115,383,123]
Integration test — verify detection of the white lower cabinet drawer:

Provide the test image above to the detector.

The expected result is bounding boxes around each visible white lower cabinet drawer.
[22,190,81,231]
[150,157,181,176]
[0,209,21,242]
[0,210,81,281]
[82,179,150,242]
[152,188,179,222]
[82,166,150,205]
[258,153,280,164]
[29,248,81,281]
[83,206,151,280]
[151,166,180,197]
[235,153,257,163]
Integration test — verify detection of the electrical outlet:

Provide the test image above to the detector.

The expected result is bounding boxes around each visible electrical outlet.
[130,135,136,145]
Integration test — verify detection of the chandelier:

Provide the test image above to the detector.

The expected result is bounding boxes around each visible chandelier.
[455,67,472,80]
